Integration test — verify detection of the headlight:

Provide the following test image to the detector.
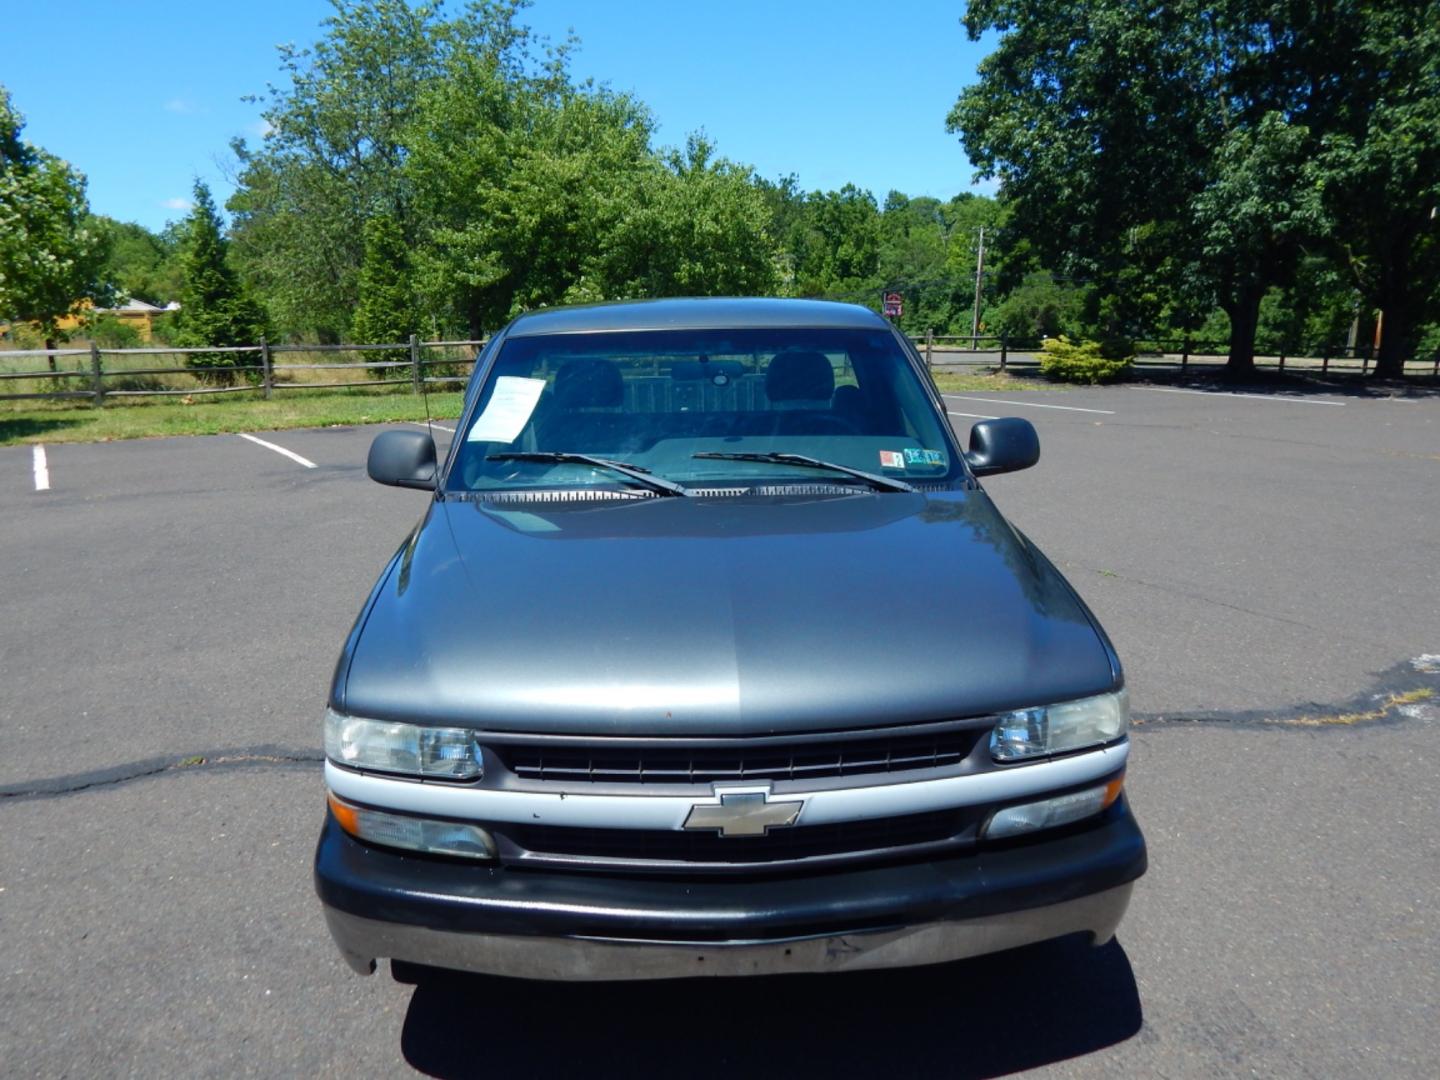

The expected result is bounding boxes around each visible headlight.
[989,689,1128,762]
[324,707,483,780]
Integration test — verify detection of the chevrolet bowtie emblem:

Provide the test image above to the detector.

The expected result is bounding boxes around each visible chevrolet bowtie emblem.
[682,788,804,838]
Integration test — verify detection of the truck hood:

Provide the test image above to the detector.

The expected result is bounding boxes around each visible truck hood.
[338,490,1117,736]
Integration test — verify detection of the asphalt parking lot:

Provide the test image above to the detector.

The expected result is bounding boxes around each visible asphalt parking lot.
[2,383,1437,1077]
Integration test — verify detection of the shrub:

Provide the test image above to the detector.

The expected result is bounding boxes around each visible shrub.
[1039,335,1133,384]
[173,182,269,386]
[989,271,1085,341]
[351,215,416,380]
[87,314,143,349]
[1416,322,1440,367]
[148,312,180,346]
[4,322,48,349]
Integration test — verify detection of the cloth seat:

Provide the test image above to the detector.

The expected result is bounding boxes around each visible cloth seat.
[764,350,846,435]
[765,350,835,407]
[537,359,635,452]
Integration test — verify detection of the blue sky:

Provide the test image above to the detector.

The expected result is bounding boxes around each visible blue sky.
[3,1,995,232]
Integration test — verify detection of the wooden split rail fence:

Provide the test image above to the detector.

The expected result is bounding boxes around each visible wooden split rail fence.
[0,336,486,404]
[913,331,1439,377]
[3,331,1437,405]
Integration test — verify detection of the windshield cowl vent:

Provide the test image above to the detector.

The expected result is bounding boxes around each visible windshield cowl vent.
[469,489,654,505]
[457,481,963,506]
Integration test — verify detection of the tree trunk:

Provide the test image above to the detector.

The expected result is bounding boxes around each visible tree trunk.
[1372,295,1419,379]
[45,337,58,373]
[1221,287,1262,377]
[1367,223,1426,379]
[464,294,485,342]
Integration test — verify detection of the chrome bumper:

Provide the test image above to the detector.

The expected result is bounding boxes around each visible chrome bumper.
[323,882,1133,981]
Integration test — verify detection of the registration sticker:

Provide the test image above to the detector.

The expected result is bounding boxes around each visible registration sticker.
[903,447,945,468]
[878,450,905,470]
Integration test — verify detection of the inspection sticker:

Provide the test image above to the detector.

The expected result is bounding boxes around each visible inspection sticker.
[878,450,906,469]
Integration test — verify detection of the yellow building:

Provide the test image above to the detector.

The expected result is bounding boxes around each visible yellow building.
[64,299,178,342]
[3,299,178,345]
[3,298,181,344]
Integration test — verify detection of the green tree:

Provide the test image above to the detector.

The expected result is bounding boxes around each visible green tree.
[755,174,811,294]
[173,181,269,383]
[802,184,880,293]
[404,48,652,334]
[0,86,113,365]
[761,184,1014,333]
[952,0,1440,376]
[351,214,416,376]
[1298,0,1440,376]
[228,0,555,340]
[948,1,1322,374]
[86,313,143,349]
[585,135,777,300]
[94,216,184,304]
[989,271,1086,341]
[876,192,949,333]
[1254,255,1357,357]
[939,192,1008,337]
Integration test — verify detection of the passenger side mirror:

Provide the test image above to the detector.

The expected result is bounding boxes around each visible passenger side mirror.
[964,418,1039,476]
[367,430,437,490]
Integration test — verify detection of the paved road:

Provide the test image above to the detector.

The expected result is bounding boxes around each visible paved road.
[1,388,1436,1077]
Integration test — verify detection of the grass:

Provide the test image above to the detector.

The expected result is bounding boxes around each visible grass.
[930,369,1070,393]
[0,388,465,447]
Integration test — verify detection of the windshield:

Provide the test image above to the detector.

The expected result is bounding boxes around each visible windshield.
[447,327,961,493]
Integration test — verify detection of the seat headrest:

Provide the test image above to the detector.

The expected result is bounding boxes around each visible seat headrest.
[554,359,624,409]
[765,350,834,404]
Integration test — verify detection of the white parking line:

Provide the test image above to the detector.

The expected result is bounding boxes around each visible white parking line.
[32,445,50,491]
[238,433,317,468]
[406,420,456,434]
[1139,386,1346,406]
[944,395,1115,415]
[948,410,1000,420]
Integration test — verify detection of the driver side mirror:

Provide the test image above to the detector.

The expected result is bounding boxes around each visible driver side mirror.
[964,418,1039,476]
[367,430,437,489]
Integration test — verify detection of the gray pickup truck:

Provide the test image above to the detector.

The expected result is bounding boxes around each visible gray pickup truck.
[314,297,1145,980]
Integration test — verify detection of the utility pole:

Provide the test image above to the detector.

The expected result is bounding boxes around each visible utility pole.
[970,226,986,349]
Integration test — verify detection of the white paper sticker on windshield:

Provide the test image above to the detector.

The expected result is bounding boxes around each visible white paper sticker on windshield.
[465,376,547,444]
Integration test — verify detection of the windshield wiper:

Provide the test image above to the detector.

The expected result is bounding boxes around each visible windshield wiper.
[488,452,690,497]
[692,452,916,493]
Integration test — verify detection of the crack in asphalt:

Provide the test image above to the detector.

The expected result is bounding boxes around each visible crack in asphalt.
[0,745,323,802]
[3,658,1434,801]
[1075,564,1323,632]
[1135,658,1437,730]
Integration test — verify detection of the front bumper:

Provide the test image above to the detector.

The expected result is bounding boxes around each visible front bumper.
[314,796,1146,980]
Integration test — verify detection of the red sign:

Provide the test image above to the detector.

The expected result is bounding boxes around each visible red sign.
[882,292,903,318]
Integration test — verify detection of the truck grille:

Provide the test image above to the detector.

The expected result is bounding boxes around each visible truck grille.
[496,727,985,786]
[508,809,972,866]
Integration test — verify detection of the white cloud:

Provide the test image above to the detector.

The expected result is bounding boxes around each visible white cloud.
[247,118,274,138]
[160,197,193,211]
[164,97,202,115]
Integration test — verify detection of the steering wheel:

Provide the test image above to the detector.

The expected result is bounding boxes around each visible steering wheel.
[806,413,862,436]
